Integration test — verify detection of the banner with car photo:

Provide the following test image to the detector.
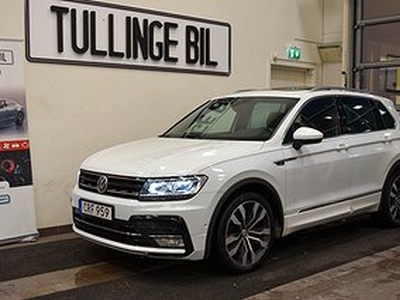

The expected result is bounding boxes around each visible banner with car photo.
[0,39,37,244]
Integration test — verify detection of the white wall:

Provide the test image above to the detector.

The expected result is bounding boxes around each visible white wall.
[1,0,325,229]
[322,0,344,86]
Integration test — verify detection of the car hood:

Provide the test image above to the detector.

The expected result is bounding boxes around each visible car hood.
[81,137,264,177]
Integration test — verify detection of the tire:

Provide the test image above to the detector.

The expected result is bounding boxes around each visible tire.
[214,192,275,274]
[376,170,400,227]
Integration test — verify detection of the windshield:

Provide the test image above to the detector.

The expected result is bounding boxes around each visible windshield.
[161,96,298,141]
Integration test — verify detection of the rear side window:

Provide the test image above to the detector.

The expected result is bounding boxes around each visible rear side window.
[376,101,396,129]
[339,97,383,134]
[339,97,396,133]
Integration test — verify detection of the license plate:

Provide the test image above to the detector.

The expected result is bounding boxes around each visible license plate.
[80,200,113,221]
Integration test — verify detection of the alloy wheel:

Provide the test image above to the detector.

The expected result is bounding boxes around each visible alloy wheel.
[224,200,271,268]
[389,175,400,221]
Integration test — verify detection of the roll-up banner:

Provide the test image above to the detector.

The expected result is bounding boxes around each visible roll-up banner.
[0,38,38,245]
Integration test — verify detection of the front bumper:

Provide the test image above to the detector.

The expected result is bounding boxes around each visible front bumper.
[73,208,193,256]
[71,186,210,260]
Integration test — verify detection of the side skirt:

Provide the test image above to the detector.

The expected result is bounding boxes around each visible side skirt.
[283,191,381,236]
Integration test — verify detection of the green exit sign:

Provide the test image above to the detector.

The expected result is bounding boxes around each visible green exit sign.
[287,46,301,60]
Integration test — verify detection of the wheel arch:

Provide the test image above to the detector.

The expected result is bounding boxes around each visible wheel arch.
[204,178,284,259]
[384,159,400,187]
[378,159,400,209]
[376,158,400,226]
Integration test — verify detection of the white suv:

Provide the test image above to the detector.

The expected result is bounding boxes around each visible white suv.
[72,87,400,273]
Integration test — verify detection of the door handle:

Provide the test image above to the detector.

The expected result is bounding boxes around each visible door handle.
[337,143,349,151]
[383,133,392,143]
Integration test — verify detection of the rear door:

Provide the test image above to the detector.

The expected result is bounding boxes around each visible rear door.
[339,96,397,199]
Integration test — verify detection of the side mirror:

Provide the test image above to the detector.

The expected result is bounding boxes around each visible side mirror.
[292,127,324,150]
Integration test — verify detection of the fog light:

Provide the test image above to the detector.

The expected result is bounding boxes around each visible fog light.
[151,235,184,248]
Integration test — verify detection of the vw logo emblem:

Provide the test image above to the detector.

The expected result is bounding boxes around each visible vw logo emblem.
[97,175,108,194]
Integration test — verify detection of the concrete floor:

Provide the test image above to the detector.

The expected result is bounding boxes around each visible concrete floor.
[1,218,400,299]
[247,245,400,300]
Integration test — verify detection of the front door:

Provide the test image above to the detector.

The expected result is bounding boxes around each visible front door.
[282,96,351,231]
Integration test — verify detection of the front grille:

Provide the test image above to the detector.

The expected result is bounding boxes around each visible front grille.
[79,169,145,199]
[73,208,194,255]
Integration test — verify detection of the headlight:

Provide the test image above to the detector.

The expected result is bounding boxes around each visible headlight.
[139,175,208,201]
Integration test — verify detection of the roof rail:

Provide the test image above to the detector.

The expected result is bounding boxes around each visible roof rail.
[233,88,272,93]
[310,86,371,93]
[233,86,373,94]
[273,86,314,91]
[233,87,312,93]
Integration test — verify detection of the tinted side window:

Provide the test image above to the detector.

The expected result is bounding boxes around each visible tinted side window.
[284,97,339,143]
[376,101,396,129]
[340,97,382,134]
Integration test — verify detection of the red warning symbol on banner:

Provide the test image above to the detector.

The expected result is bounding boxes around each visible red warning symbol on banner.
[0,140,30,152]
